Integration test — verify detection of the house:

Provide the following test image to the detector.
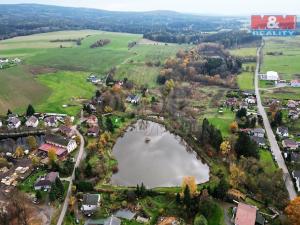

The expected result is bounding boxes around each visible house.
[234,203,265,225]
[104,216,121,225]
[282,139,299,150]
[86,115,98,127]
[126,95,140,104]
[291,80,300,87]
[34,172,59,190]
[157,217,180,225]
[225,98,237,107]
[260,71,279,81]
[7,117,21,129]
[87,126,100,137]
[287,100,298,109]
[288,110,299,120]
[246,97,256,104]
[250,136,266,147]
[81,193,101,216]
[39,134,77,158]
[26,116,39,128]
[44,116,57,127]
[290,152,300,163]
[0,120,2,127]
[12,58,21,64]
[59,125,75,138]
[292,170,300,192]
[252,128,265,138]
[114,209,136,220]
[276,126,289,137]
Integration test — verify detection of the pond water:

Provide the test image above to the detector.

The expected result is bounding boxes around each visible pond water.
[111,120,210,188]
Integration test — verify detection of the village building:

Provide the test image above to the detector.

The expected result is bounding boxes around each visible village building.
[87,126,100,137]
[25,116,39,128]
[44,116,58,127]
[86,115,98,127]
[81,193,101,216]
[233,203,265,225]
[251,128,265,138]
[225,98,237,107]
[290,152,300,163]
[250,136,266,147]
[39,134,77,158]
[292,170,300,192]
[259,71,279,81]
[114,209,136,221]
[291,80,300,87]
[126,95,140,104]
[276,126,289,138]
[282,139,299,150]
[34,172,59,191]
[7,117,21,129]
[59,125,76,138]
[104,216,121,225]
[0,120,2,128]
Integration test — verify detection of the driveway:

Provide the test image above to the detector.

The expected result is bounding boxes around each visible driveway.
[56,126,85,225]
[255,41,297,200]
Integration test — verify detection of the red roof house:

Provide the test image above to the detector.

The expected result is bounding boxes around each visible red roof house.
[235,203,257,225]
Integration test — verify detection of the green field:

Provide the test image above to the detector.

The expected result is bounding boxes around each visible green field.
[229,47,257,57]
[262,37,300,80]
[0,66,51,114]
[259,150,277,174]
[35,71,96,115]
[207,109,235,137]
[0,30,186,114]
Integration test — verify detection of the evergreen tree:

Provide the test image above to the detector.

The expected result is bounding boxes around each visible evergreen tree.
[214,177,229,199]
[7,109,12,116]
[236,108,247,118]
[235,132,258,158]
[183,185,191,209]
[274,111,283,126]
[96,90,101,98]
[176,192,181,204]
[26,104,35,117]
[105,117,114,133]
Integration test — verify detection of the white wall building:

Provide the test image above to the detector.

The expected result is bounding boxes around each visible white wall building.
[260,71,279,81]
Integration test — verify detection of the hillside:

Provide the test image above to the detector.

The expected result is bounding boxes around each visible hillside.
[0,4,244,40]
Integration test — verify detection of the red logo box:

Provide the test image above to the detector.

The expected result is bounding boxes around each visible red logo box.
[251,15,297,30]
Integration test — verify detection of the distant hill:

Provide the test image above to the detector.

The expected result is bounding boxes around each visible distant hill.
[0,4,244,40]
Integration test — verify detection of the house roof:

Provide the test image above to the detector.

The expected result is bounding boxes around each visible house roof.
[59,125,73,135]
[114,209,136,220]
[83,194,100,206]
[252,128,265,134]
[293,170,300,179]
[8,117,20,125]
[44,116,57,123]
[291,152,300,162]
[104,216,121,225]
[256,212,265,225]
[277,126,288,134]
[250,136,266,145]
[235,203,257,225]
[39,143,67,157]
[88,126,100,134]
[35,172,59,187]
[84,219,106,225]
[27,116,38,124]
[45,134,72,147]
[291,80,300,84]
[283,139,298,148]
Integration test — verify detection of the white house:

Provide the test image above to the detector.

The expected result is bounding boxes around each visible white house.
[26,116,39,128]
[44,116,57,127]
[260,71,279,81]
[252,128,265,138]
[7,117,21,129]
[81,194,101,216]
[292,170,300,192]
[276,126,289,137]
[291,80,300,87]
[0,120,2,128]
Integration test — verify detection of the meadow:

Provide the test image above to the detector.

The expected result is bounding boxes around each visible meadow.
[0,30,186,114]
[261,37,300,80]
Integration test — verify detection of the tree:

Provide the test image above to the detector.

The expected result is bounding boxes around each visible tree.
[104,106,113,113]
[7,109,12,116]
[194,214,208,225]
[235,132,258,158]
[220,141,231,155]
[36,190,42,200]
[183,185,191,209]
[105,117,114,133]
[69,195,76,213]
[236,108,247,118]
[165,79,175,93]
[176,192,181,204]
[15,146,24,158]
[96,90,101,98]
[48,148,57,163]
[26,104,35,117]
[229,163,246,188]
[26,135,37,150]
[214,176,229,199]
[274,111,283,127]
[182,176,197,197]
[285,197,300,225]
[229,121,238,133]
[31,155,40,167]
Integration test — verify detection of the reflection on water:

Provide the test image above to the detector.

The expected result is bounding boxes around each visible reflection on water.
[111,120,210,188]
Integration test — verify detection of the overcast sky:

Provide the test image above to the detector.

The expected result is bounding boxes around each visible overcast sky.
[1,0,300,15]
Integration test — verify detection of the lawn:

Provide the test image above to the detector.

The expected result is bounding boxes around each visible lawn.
[229,47,257,57]
[260,87,300,102]
[18,169,46,193]
[206,202,225,225]
[207,109,235,137]
[0,66,51,114]
[259,149,277,174]
[261,37,300,80]
[35,71,96,115]
[237,71,254,90]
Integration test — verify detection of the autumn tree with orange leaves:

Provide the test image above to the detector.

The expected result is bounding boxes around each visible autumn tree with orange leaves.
[285,197,300,225]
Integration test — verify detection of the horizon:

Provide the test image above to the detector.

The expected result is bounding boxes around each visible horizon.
[1,0,300,16]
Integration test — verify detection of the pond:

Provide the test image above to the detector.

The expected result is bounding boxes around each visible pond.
[111,120,209,188]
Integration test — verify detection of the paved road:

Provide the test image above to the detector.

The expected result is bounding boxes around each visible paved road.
[255,41,297,201]
[56,126,85,225]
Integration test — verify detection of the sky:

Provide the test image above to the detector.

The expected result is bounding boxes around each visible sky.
[1,0,300,15]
